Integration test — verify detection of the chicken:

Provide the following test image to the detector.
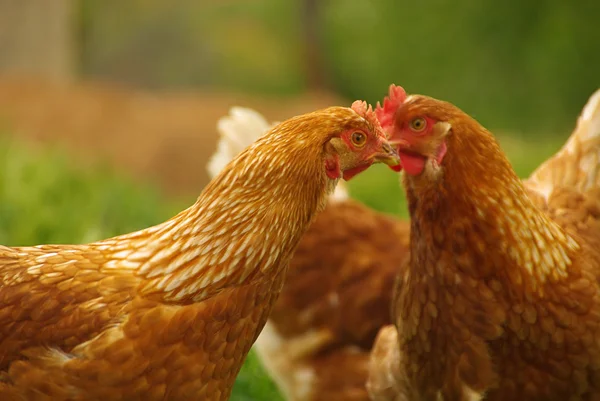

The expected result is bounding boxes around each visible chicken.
[208,107,411,401]
[367,85,600,401]
[257,202,409,401]
[0,102,401,401]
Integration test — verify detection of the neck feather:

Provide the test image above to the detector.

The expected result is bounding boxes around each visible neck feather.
[100,124,335,303]
[405,125,580,292]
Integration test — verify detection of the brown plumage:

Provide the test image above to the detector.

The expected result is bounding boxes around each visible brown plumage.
[255,200,410,401]
[368,85,600,401]
[208,107,411,401]
[0,103,400,401]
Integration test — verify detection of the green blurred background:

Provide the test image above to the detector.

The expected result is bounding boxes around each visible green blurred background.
[0,1,598,400]
[76,0,599,134]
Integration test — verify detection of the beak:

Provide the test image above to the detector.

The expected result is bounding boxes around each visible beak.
[388,138,411,150]
[371,141,401,167]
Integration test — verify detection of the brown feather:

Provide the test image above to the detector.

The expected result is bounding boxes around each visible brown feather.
[254,200,410,401]
[0,105,393,400]
[369,87,600,401]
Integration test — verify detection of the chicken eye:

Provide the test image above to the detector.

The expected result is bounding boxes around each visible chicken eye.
[409,117,427,132]
[350,131,367,148]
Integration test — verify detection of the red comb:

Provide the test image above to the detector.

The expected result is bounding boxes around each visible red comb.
[351,99,383,134]
[375,84,407,133]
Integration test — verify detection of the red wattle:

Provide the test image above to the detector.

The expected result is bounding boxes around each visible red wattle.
[342,164,370,181]
[325,157,341,179]
[399,152,426,176]
[436,141,448,165]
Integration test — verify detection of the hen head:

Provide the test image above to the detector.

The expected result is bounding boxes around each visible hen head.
[319,102,401,181]
[376,84,468,180]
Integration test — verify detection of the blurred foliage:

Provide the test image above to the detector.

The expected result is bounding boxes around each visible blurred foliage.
[232,350,283,401]
[79,0,599,136]
[0,137,167,245]
[324,0,599,134]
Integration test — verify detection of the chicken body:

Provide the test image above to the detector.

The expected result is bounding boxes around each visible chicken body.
[208,107,411,401]
[1,249,285,401]
[368,86,600,401]
[255,200,409,401]
[0,104,399,401]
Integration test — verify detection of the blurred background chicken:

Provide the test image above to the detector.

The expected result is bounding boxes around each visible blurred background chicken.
[368,86,600,401]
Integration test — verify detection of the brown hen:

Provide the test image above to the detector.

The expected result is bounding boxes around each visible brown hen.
[257,200,409,401]
[0,103,401,401]
[207,107,411,401]
[368,85,600,401]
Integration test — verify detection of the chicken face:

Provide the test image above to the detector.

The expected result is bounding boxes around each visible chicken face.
[323,103,401,181]
[389,114,451,177]
[326,127,400,181]
[376,85,451,177]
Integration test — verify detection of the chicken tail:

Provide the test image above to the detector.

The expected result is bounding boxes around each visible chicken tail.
[207,106,350,201]
[527,88,600,199]
[207,106,275,179]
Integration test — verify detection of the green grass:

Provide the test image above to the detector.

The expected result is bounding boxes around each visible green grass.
[0,131,568,400]
[0,138,170,246]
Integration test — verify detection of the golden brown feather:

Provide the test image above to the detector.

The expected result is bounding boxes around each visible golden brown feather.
[368,85,600,401]
[254,200,410,401]
[0,104,399,401]
[207,106,411,401]
[214,89,600,401]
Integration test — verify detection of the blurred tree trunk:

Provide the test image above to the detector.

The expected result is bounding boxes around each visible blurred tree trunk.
[0,0,76,82]
[302,0,328,90]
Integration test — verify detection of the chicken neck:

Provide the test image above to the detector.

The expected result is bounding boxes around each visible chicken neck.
[403,123,580,295]
[100,122,337,304]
